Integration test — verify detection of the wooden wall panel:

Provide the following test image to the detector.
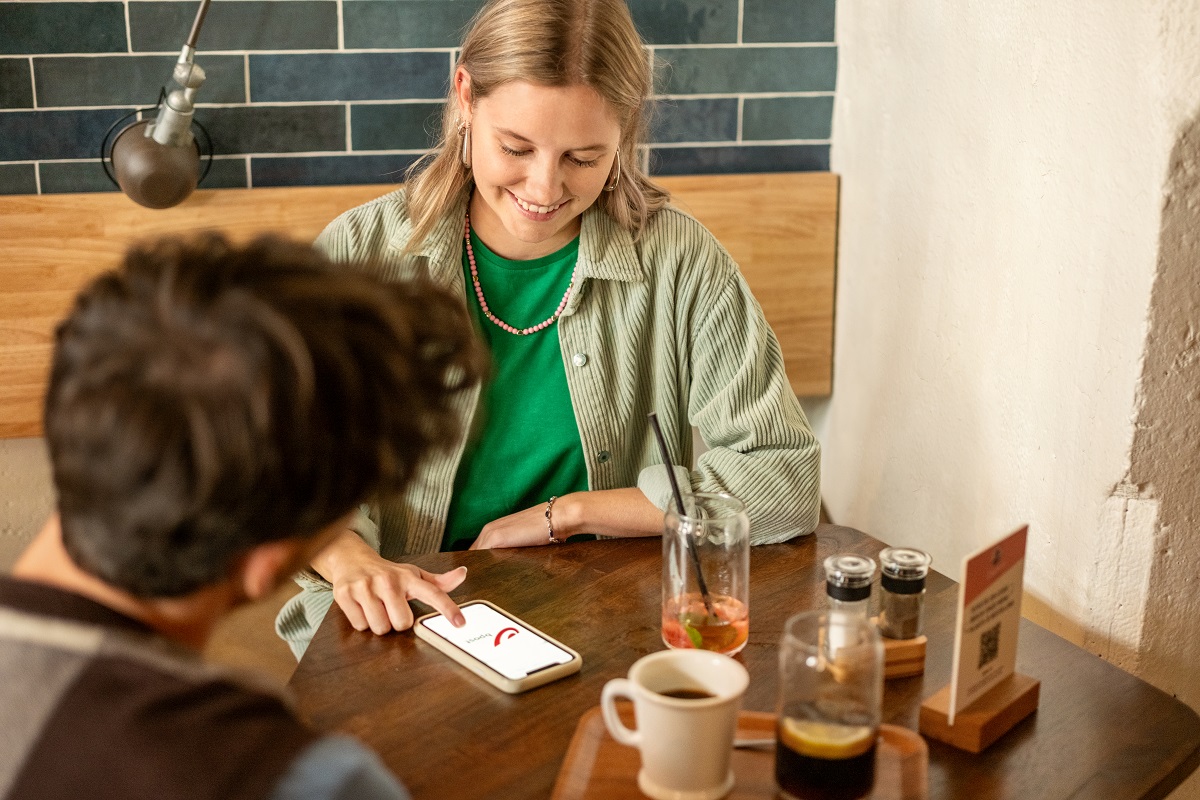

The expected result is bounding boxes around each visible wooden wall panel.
[0,173,836,438]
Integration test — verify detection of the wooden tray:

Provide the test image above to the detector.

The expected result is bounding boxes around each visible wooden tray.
[552,704,928,800]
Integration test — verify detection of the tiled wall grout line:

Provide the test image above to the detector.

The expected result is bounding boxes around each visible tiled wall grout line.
[22,155,250,165]
[28,57,38,109]
[245,156,252,189]
[336,0,345,51]
[0,100,445,113]
[33,162,41,195]
[123,1,132,55]
[653,43,834,51]
[655,91,834,100]
[0,92,835,114]
[345,103,352,152]
[736,97,743,141]
[651,139,830,149]
[243,54,251,103]
[15,49,461,59]
[737,0,744,45]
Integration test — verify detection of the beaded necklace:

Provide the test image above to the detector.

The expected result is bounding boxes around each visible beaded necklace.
[464,213,577,336]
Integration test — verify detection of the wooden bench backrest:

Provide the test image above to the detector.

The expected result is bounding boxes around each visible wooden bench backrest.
[0,172,836,438]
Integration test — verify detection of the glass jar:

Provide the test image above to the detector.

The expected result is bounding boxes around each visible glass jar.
[776,610,883,800]
[823,554,876,618]
[877,547,932,640]
[661,492,750,655]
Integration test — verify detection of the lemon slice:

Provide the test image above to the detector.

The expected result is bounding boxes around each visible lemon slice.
[779,719,875,760]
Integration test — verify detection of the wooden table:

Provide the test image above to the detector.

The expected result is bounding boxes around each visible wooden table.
[289,525,1200,799]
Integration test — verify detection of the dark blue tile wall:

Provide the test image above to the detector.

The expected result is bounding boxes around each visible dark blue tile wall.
[628,0,738,44]
[651,144,830,174]
[0,1,837,195]
[35,56,247,107]
[0,60,34,109]
[651,98,738,143]
[250,54,449,103]
[196,106,345,155]
[0,109,134,161]
[343,1,485,50]
[656,46,837,94]
[1,4,127,56]
[252,154,419,187]
[129,2,338,52]
[351,104,442,151]
[0,164,37,194]
[744,0,837,43]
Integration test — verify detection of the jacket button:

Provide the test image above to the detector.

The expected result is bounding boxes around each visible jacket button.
[596,450,611,464]
[572,352,588,367]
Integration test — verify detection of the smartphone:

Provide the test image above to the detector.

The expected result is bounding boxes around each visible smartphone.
[414,600,582,694]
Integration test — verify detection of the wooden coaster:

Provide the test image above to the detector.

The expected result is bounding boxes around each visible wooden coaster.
[919,673,1040,753]
[552,704,928,800]
[883,634,927,679]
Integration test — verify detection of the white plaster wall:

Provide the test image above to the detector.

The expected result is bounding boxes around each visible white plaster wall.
[825,2,1194,654]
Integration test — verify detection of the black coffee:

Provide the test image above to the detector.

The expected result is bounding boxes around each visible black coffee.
[658,688,714,700]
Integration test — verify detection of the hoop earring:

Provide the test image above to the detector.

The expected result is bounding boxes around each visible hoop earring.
[458,122,472,170]
[604,147,621,192]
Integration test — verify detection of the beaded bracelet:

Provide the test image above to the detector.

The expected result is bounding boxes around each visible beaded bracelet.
[545,496,563,544]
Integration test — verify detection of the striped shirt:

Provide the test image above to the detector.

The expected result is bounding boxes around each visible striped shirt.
[0,577,408,800]
[277,190,820,653]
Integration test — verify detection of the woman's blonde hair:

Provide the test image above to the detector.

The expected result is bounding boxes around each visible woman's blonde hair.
[402,0,670,251]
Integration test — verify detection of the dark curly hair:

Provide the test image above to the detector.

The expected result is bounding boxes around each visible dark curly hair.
[44,233,485,598]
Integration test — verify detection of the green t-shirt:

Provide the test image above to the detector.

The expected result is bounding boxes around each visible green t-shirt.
[441,231,591,550]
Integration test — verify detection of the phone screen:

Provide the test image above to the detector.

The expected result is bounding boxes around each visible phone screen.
[421,603,574,681]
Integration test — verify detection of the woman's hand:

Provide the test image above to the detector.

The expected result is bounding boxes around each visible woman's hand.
[468,501,558,550]
[311,530,467,634]
[469,489,665,549]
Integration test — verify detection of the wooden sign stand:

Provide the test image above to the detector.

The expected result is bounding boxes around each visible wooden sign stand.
[882,634,927,679]
[919,673,1040,753]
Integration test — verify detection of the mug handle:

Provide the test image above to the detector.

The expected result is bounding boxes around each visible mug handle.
[600,678,641,747]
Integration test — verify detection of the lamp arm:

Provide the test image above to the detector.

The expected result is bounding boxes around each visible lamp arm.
[150,0,211,148]
[186,0,213,50]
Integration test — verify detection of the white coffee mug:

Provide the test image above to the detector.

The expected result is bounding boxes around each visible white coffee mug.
[600,649,749,800]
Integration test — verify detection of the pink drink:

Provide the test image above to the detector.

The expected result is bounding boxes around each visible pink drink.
[662,593,749,655]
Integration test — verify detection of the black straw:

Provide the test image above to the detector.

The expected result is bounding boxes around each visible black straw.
[648,412,715,618]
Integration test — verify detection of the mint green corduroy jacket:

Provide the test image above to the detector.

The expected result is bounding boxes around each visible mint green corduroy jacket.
[276,189,820,656]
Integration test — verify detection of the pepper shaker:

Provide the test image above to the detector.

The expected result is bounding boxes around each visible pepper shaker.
[878,547,932,640]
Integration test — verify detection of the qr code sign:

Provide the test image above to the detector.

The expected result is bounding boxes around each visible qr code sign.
[978,622,1001,669]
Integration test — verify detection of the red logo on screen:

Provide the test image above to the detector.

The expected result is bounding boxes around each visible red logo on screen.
[494,628,518,646]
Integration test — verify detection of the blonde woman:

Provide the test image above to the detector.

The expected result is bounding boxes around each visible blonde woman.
[276,0,821,656]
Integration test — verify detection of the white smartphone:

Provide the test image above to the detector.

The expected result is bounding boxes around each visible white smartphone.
[414,600,582,694]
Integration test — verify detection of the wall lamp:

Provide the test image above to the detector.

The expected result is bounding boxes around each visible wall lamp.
[101,0,215,209]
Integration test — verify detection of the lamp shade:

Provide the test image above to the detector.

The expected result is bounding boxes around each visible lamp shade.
[110,119,200,209]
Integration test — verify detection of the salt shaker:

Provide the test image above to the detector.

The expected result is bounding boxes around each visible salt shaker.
[823,554,876,618]
[878,547,932,640]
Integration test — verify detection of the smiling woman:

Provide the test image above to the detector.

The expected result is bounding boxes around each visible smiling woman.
[275,0,822,658]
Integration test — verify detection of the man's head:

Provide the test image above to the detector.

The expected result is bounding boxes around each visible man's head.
[44,233,484,599]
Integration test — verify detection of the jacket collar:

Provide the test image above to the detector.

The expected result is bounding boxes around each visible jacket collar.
[389,195,644,289]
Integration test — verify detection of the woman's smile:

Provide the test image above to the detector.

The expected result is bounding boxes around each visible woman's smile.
[509,190,570,220]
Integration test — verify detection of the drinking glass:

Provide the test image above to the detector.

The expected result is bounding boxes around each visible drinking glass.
[661,492,750,656]
[775,610,884,800]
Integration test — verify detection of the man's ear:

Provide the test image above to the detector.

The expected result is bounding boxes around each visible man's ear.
[454,66,474,122]
[239,539,304,601]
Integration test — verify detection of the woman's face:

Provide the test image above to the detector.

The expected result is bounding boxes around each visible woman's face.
[456,71,622,260]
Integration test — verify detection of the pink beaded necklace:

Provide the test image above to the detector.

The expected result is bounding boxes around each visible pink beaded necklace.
[464,213,577,336]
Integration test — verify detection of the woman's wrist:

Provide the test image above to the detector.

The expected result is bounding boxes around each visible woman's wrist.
[549,492,587,538]
[310,528,377,581]
[549,489,665,539]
